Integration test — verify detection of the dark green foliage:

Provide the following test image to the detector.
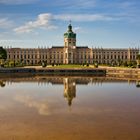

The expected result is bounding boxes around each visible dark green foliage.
[111,60,115,67]
[121,61,137,68]
[127,61,133,67]
[122,61,128,67]
[136,54,140,60]
[42,61,47,67]
[94,62,98,68]
[0,47,7,60]
[117,59,123,66]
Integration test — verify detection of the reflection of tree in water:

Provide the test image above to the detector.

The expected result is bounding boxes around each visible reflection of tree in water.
[0,81,5,87]
[64,78,76,106]
[136,80,140,88]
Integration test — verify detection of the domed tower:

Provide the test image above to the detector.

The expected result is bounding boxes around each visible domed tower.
[63,23,77,64]
[64,23,76,47]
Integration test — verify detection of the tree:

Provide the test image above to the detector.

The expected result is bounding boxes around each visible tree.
[94,62,98,68]
[110,60,116,67]
[117,59,122,66]
[0,47,7,67]
[122,61,128,67]
[136,53,140,68]
[127,61,133,67]
[42,61,47,67]
[136,54,140,60]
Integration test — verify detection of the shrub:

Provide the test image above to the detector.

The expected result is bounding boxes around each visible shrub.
[94,62,98,68]
[42,61,47,67]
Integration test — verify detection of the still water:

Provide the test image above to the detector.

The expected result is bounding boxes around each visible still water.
[0,76,140,140]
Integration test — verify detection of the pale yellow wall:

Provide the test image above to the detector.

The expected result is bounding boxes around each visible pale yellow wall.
[6,47,139,65]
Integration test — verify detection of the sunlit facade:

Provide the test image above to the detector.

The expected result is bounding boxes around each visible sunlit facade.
[5,24,139,65]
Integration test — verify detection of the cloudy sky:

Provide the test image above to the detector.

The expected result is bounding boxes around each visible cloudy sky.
[0,0,140,48]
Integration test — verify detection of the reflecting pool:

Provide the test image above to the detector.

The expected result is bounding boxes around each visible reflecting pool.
[0,76,140,140]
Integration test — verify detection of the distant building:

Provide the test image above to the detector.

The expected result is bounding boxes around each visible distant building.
[5,23,139,65]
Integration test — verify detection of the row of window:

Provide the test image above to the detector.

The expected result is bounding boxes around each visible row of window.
[7,55,137,60]
[7,51,138,60]
[93,51,128,54]
[23,60,64,64]
[7,54,65,59]
[93,52,138,55]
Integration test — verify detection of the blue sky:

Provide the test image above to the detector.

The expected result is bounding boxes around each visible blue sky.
[0,0,140,48]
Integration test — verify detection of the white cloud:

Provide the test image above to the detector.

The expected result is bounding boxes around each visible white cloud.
[0,0,38,5]
[15,95,50,116]
[0,18,13,28]
[73,27,81,32]
[54,14,116,22]
[13,12,120,34]
[14,13,57,33]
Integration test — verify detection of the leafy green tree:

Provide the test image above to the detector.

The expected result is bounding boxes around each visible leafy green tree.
[94,62,98,68]
[127,61,133,67]
[122,61,128,67]
[137,54,140,60]
[0,47,7,67]
[9,61,15,67]
[111,60,116,67]
[42,61,47,67]
[117,59,123,66]
[136,53,140,68]
[0,47,7,59]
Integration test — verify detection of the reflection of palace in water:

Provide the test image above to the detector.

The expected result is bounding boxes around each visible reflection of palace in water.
[64,78,76,106]
[1,77,140,106]
[0,77,90,106]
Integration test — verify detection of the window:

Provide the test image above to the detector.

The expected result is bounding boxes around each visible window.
[65,53,67,59]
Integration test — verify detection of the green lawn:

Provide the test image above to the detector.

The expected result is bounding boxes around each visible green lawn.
[49,64,91,69]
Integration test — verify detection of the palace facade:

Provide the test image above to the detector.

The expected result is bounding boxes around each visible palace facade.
[5,24,139,65]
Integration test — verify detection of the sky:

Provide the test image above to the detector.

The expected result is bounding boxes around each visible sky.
[0,0,140,48]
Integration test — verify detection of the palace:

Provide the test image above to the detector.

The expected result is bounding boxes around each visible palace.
[5,23,139,65]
